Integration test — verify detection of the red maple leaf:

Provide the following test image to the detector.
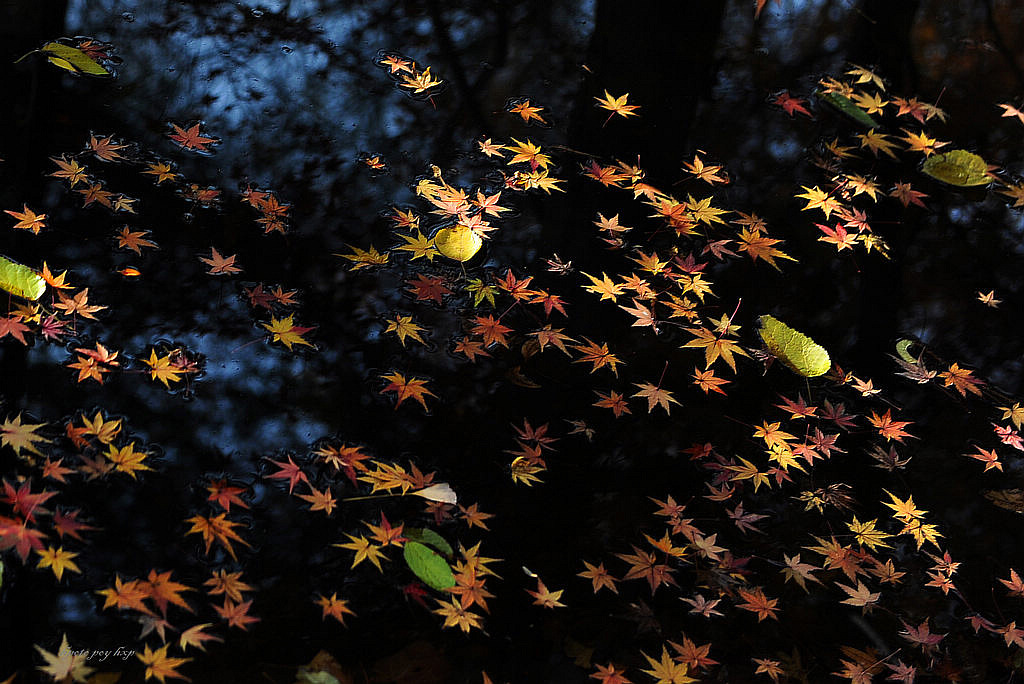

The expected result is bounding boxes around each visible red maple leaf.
[167,122,219,152]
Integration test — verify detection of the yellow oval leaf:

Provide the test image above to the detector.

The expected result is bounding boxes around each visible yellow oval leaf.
[757,315,831,377]
[433,224,482,262]
[40,42,112,77]
[922,149,990,187]
[0,255,46,300]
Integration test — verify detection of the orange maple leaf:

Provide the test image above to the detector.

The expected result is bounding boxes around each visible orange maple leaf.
[199,247,242,275]
[380,371,436,410]
[167,122,219,152]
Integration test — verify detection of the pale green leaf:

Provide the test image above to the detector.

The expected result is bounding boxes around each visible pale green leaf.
[0,255,46,300]
[758,315,831,377]
[40,42,112,77]
[922,149,990,187]
[403,541,455,590]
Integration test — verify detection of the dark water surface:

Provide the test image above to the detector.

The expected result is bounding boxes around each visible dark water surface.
[3,1,1024,682]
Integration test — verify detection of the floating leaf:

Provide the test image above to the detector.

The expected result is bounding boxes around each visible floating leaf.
[895,338,917,364]
[0,255,46,300]
[403,540,456,590]
[404,527,453,556]
[433,224,482,262]
[817,91,878,128]
[922,149,990,187]
[39,42,112,77]
[758,315,831,377]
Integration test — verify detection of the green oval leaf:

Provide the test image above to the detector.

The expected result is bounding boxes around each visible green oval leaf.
[922,149,990,187]
[403,541,455,591]
[404,527,453,556]
[758,315,831,377]
[817,91,878,128]
[0,255,46,300]
[40,42,112,77]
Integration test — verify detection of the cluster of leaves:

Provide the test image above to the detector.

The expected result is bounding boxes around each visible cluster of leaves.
[6,32,1024,684]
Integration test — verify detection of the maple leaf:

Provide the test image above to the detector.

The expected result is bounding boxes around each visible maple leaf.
[97,574,156,615]
[977,290,1001,307]
[681,593,723,618]
[900,619,945,652]
[593,389,632,417]
[472,314,514,348]
[682,154,729,185]
[105,441,153,478]
[49,155,88,187]
[527,578,566,608]
[999,181,1024,207]
[867,409,914,442]
[380,371,435,410]
[506,138,551,170]
[817,222,859,251]
[458,502,494,531]
[205,569,254,603]
[142,568,195,615]
[54,288,107,319]
[179,623,223,653]
[263,314,315,350]
[336,243,389,270]
[142,349,186,387]
[1000,568,1024,597]
[857,129,899,159]
[965,446,1002,472]
[39,262,73,290]
[578,560,619,594]
[87,133,128,162]
[795,185,843,219]
[334,533,388,571]
[998,102,1024,124]
[752,658,783,682]
[185,513,251,560]
[35,634,95,683]
[595,90,640,126]
[692,367,729,395]
[736,586,779,621]
[772,90,812,117]
[616,546,676,593]
[632,382,680,415]
[264,455,309,494]
[167,122,219,153]
[571,338,623,376]
[406,273,451,304]
[780,553,821,592]
[398,66,443,94]
[683,326,749,372]
[316,592,356,625]
[736,227,795,269]
[115,226,158,254]
[5,204,46,234]
[434,596,483,632]
[590,662,632,684]
[142,160,179,184]
[837,580,881,612]
[847,516,891,551]
[199,247,242,275]
[889,181,927,208]
[36,545,81,581]
[214,597,260,630]
[298,484,337,515]
[1,413,50,459]
[52,509,97,543]
[506,98,549,126]
[938,362,984,397]
[640,646,696,684]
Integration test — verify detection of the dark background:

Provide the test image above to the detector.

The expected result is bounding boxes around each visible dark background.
[2,0,1024,681]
